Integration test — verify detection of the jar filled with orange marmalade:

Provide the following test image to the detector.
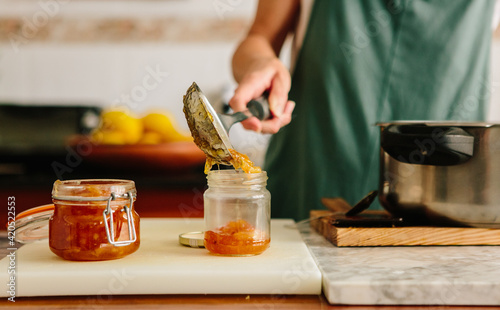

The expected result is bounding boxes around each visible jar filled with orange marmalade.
[50,179,140,261]
[204,170,270,256]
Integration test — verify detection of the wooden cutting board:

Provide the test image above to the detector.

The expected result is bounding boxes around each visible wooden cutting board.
[310,210,500,246]
[0,218,321,297]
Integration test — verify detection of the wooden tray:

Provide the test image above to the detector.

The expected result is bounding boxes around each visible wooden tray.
[67,135,206,172]
[310,210,500,246]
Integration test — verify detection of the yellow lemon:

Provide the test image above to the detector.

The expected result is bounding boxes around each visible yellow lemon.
[142,112,191,143]
[99,110,143,144]
[138,131,163,144]
[91,130,127,145]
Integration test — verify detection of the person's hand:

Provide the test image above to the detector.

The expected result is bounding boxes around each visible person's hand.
[228,57,295,134]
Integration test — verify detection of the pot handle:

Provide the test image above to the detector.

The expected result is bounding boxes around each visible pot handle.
[381,125,474,166]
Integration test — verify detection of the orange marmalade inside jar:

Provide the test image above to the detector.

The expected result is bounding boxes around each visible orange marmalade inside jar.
[50,179,140,261]
[204,219,270,256]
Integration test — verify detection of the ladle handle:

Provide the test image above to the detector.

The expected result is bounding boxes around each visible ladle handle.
[247,93,271,121]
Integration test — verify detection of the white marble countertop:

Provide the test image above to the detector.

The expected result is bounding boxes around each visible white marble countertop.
[298,223,500,305]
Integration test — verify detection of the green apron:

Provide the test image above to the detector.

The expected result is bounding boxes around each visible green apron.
[265,0,495,221]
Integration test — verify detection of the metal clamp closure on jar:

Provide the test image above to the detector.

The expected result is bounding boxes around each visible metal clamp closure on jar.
[52,191,137,247]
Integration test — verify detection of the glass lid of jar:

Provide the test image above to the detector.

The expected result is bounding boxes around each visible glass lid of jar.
[9,204,55,244]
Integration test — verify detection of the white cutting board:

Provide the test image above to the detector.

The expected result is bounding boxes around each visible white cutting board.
[0,218,321,297]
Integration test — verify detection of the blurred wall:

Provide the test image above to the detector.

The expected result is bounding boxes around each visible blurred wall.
[0,0,258,130]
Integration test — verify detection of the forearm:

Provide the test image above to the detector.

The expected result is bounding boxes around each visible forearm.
[232,34,278,83]
[229,0,298,133]
[232,0,299,83]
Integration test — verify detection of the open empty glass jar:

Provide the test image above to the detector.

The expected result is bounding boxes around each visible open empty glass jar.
[50,179,140,261]
[203,170,270,256]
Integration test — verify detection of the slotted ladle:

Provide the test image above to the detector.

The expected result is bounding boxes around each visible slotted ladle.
[183,82,269,165]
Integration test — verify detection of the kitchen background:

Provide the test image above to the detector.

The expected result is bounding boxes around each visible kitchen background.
[0,0,499,223]
[0,0,275,167]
